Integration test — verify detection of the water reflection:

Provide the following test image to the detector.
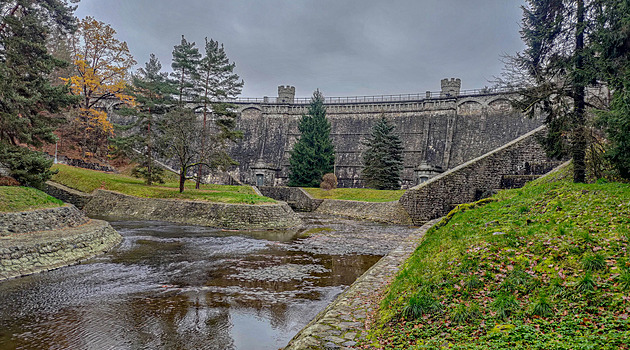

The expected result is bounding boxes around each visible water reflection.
[0,215,415,350]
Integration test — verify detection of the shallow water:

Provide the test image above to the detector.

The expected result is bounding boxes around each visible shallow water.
[0,215,416,350]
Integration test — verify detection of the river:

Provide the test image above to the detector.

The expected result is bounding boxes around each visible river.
[0,214,416,350]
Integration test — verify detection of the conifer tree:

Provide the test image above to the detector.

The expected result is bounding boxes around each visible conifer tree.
[116,54,177,185]
[288,90,335,187]
[194,38,244,188]
[0,0,78,188]
[506,0,598,183]
[361,116,404,190]
[592,1,630,180]
[171,35,201,104]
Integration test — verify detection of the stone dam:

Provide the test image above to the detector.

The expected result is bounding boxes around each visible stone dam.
[102,79,543,188]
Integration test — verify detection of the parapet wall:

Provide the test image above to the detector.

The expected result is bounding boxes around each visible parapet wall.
[83,190,302,230]
[400,126,550,224]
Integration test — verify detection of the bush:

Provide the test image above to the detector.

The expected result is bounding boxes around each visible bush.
[0,176,20,186]
[320,173,337,190]
[0,144,55,190]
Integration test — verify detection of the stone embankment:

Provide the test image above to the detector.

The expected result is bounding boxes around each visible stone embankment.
[83,190,302,230]
[258,186,412,225]
[314,199,412,225]
[0,205,121,281]
[284,219,439,350]
[45,181,93,209]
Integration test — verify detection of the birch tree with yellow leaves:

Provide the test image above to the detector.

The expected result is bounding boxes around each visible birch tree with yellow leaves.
[62,16,135,158]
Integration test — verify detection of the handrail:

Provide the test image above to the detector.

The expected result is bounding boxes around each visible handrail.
[232,86,519,105]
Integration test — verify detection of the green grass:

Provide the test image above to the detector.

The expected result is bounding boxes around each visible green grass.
[0,186,64,212]
[50,164,276,205]
[368,165,630,349]
[303,187,405,202]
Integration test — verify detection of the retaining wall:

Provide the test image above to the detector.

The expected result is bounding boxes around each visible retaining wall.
[258,186,323,212]
[83,190,302,230]
[400,126,550,224]
[314,199,412,225]
[45,181,93,209]
[0,205,88,236]
[0,205,122,281]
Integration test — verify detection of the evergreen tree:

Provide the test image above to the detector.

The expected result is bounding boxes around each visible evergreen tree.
[171,35,201,104]
[116,54,177,185]
[0,0,78,188]
[361,116,404,190]
[506,0,599,183]
[590,0,630,180]
[194,38,244,188]
[288,90,335,187]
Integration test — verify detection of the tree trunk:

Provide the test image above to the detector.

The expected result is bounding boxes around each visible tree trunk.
[573,0,587,183]
[195,74,210,190]
[147,116,152,185]
[179,167,186,193]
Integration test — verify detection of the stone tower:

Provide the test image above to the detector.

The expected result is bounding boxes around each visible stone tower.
[440,78,461,97]
[277,85,295,104]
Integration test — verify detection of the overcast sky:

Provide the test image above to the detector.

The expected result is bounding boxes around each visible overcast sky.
[74,0,525,98]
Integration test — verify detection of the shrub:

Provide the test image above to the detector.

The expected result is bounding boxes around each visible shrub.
[0,176,20,186]
[0,144,55,190]
[320,173,337,190]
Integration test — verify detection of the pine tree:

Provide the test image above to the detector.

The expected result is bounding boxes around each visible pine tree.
[171,35,201,104]
[288,90,335,187]
[506,0,598,183]
[361,116,404,190]
[0,0,78,188]
[592,1,630,180]
[194,38,244,188]
[116,54,177,185]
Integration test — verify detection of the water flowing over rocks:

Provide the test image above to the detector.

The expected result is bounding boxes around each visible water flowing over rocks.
[284,219,440,350]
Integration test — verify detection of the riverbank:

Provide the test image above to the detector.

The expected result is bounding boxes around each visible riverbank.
[366,165,630,349]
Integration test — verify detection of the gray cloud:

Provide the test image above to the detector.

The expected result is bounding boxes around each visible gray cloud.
[74,0,525,98]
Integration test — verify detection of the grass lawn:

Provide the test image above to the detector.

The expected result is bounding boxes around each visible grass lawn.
[369,165,630,349]
[0,186,64,212]
[50,164,276,205]
[303,187,405,202]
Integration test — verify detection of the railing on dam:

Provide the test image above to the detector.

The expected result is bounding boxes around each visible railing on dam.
[233,86,519,105]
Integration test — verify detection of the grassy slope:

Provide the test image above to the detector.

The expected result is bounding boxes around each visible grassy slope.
[303,187,405,202]
[0,186,64,212]
[50,164,276,205]
[370,166,630,349]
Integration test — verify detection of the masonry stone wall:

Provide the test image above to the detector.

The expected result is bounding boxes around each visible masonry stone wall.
[258,186,323,212]
[45,181,94,209]
[0,205,122,281]
[230,92,543,188]
[399,126,551,224]
[0,205,88,236]
[0,220,121,281]
[83,190,302,230]
[314,199,412,225]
